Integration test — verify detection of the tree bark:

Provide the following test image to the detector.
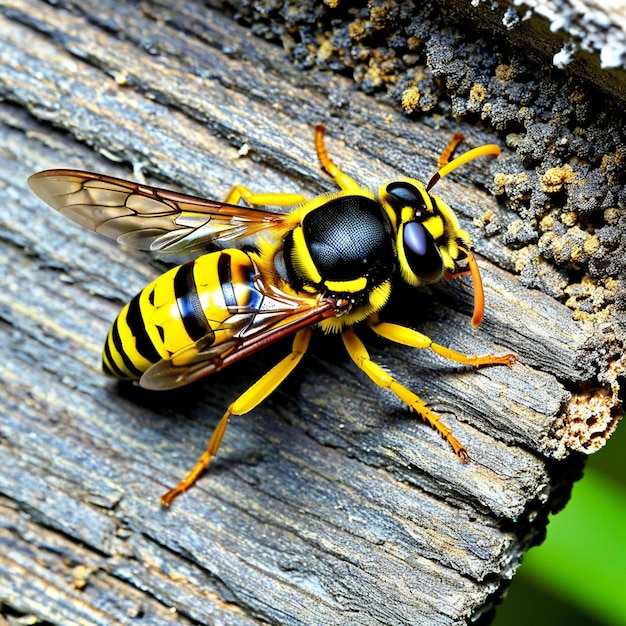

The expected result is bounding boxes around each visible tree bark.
[0,1,621,625]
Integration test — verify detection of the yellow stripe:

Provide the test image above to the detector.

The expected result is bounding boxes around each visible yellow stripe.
[117,311,155,372]
[440,247,456,271]
[324,276,367,293]
[144,270,191,355]
[101,342,129,378]
[103,301,153,378]
[435,198,462,231]
[401,207,413,223]
[423,215,445,239]
[292,226,323,284]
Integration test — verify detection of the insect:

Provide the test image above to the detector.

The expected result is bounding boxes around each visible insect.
[29,125,515,506]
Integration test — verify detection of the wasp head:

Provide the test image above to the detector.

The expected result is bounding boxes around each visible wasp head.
[379,179,472,287]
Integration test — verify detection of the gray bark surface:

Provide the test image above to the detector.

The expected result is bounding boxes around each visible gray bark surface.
[0,1,621,625]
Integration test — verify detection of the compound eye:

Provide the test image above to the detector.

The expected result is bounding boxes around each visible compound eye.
[386,182,426,217]
[387,181,420,204]
[403,221,443,282]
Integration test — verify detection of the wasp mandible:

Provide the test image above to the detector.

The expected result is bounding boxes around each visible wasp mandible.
[29,125,515,506]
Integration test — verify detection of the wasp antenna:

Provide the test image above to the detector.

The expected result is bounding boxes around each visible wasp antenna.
[426,143,501,192]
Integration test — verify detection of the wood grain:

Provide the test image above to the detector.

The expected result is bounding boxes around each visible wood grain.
[0,1,617,624]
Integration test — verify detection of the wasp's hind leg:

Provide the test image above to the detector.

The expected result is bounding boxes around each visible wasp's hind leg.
[161,327,313,506]
[341,326,470,460]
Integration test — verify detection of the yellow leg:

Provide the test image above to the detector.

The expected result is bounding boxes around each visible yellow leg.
[443,252,485,327]
[314,125,362,193]
[161,328,313,506]
[437,132,464,169]
[341,327,469,459]
[368,313,516,368]
[223,184,307,207]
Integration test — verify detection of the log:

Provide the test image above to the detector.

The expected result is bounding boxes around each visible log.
[0,1,622,624]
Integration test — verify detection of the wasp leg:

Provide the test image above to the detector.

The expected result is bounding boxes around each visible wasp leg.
[444,269,470,279]
[223,184,307,207]
[438,132,464,169]
[443,251,485,327]
[314,125,362,194]
[342,326,470,460]
[368,313,516,368]
[161,327,313,506]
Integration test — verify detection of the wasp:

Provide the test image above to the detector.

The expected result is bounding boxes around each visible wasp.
[29,125,515,506]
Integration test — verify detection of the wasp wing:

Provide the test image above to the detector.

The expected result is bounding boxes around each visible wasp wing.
[28,169,289,256]
[139,296,344,391]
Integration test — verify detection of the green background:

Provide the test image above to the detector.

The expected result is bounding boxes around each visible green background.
[494,415,626,625]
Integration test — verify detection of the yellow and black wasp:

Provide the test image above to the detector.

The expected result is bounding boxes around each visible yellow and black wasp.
[29,125,515,506]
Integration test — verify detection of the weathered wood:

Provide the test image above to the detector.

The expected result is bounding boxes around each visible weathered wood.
[0,1,621,625]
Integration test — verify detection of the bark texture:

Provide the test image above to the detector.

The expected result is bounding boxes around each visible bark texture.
[0,1,623,625]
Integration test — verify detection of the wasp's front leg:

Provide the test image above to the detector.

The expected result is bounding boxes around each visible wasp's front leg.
[368,313,516,368]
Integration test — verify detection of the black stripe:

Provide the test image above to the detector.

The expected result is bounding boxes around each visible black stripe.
[174,261,210,341]
[127,293,161,363]
[218,252,237,310]
[102,337,128,378]
[111,318,145,378]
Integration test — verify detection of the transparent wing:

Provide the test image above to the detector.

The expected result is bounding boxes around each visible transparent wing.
[139,296,345,391]
[28,169,289,256]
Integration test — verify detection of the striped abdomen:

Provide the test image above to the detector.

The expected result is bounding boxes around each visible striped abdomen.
[102,249,263,380]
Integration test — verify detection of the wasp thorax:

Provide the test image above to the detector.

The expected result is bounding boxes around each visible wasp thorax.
[282,195,395,303]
